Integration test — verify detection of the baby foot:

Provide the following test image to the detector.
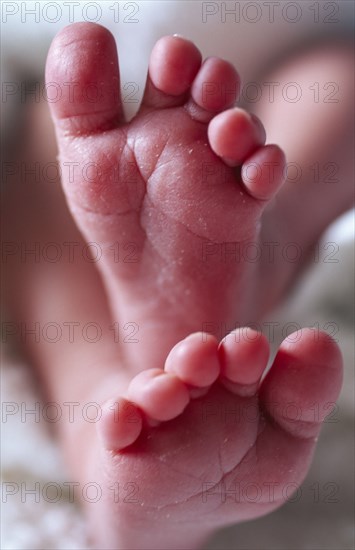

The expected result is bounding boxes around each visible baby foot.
[46,23,285,371]
[88,328,342,549]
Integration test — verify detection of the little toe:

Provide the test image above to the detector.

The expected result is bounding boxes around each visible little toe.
[208,108,266,166]
[218,328,270,396]
[141,35,202,109]
[241,144,286,200]
[45,22,123,137]
[186,57,241,123]
[260,329,343,439]
[97,397,143,451]
[165,333,220,390]
[127,368,190,422]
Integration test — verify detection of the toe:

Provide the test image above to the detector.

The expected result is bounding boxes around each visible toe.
[186,57,240,123]
[97,397,143,451]
[127,368,190,422]
[45,22,123,137]
[165,333,220,388]
[141,35,202,109]
[218,328,270,396]
[208,108,266,166]
[242,144,286,200]
[260,329,343,438]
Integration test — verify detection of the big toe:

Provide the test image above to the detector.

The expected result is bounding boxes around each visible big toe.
[46,22,123,137]
[260,329,343,438]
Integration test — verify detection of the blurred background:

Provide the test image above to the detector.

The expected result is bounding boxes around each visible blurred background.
[1,1,354,548]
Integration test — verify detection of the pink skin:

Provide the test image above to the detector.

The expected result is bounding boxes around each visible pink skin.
[45,23,285,373]
[87,328,342,549]
[1,21,349,550]
[39,25,345,548]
